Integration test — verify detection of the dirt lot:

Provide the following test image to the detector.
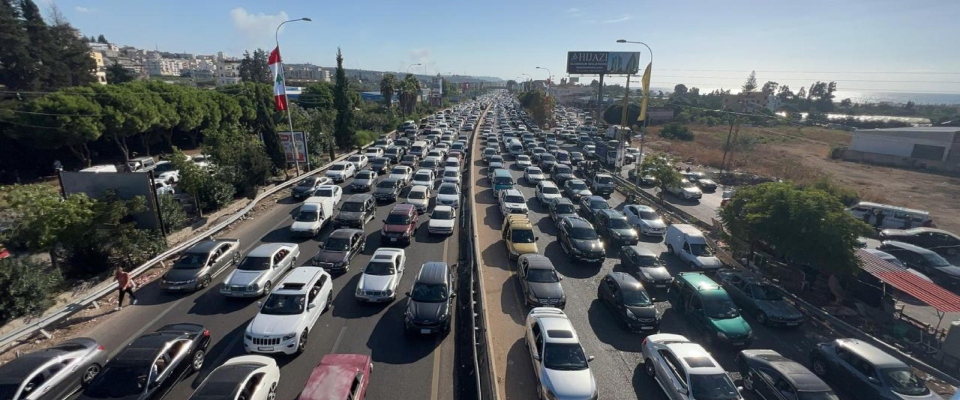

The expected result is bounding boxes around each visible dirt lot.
[641,124,960,234]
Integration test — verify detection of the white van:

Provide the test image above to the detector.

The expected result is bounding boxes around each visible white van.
[664,224,722,269]
[290,197,335,237]
[508,140,525,157]
[410,140,430,158]
[847,201,932,229]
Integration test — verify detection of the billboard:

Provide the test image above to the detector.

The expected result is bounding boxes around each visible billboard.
[60,171,163,231]
[566,51,641,75]
[278,131,309,163]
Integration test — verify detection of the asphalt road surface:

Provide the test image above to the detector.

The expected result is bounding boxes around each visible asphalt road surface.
[67,170,459,399]
[472,121,858,400]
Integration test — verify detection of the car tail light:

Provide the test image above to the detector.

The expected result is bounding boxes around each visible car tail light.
[202,329,210,337]
[97,345,105,351]
[641,338,647,346]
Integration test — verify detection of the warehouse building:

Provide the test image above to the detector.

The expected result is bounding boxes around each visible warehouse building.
[842,127,960,173]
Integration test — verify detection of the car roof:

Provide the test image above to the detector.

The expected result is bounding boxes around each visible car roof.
[276,267,325,292]
[553,198,574,206]
[629,204,656,213]
[531,311,579,344]
[372,248,404,258]
[248,243,291,257]
[410,185,429,192]
[607,272,643,289]
[433,205,454,213]
[391,204,416,214]
[345,194,373,203]
[676,272,722,291]
[329,228,363,239]
[503,188,523,196]
[625,245,657,257]
[881,240,938,255]
[565,216,593,228]
[835,338,904,368]
[414,169,433,175]
[416,262,449,284]
[598,209,626,219]
[665,343,725,375]
[539,181,558,188]
[740,350,831,392]
[522,255,555,270]
[186,240,221,254]
[197,363,261,397]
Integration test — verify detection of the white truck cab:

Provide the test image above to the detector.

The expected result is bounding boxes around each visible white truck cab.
[290,198,335,238]
[664,224,722,270]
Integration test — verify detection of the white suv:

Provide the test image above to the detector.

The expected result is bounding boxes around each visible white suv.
[355,248,406,302]
[535,181,562,206]
[641,333,743,400]
[525,308,598,400]
[243,267,333,355]
[499,189,529,216]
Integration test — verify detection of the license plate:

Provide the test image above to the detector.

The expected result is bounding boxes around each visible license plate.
[258,346,274,352]
[390,238,397,242]
[641,326,654,330]
[420,328,432,334]
[655,285,667,288]
[168,286,181,290]
[787,322,798,326]
[732,343,744,346]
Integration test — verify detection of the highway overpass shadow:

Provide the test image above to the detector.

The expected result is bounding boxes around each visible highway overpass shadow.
[188,283,255,315]
[504,337,538,399]
[587,299,643,352]
[331,273,382,319]
[632,359,670,400]
[501,274,526,325]
[482,203,503,230]
[547,242,600,280]
[189,320,250,389]
[366,300,435,364]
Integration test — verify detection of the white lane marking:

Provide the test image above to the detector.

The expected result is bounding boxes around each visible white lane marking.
[107,297,185,358]
[330,325,348,354]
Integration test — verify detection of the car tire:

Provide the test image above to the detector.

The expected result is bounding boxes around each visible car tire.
[266,383,277,400]
[191,349,205,372]
[262,281,272,295]
[667,244,674,254]
[811,356,828,376]
[756,311,768,325]
[324,291,333,312]
[81,363,101,387]
[199,274,212,289]
[743,372,755,390]
[296,330,309,354]
[644,359,656,378]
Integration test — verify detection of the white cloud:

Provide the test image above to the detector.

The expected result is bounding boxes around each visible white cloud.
[229,8,290,49]
[566,7,579,14]
[602,15,633,24]
[74,6,91,13]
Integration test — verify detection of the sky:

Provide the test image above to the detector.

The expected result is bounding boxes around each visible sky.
[46,0,960,95]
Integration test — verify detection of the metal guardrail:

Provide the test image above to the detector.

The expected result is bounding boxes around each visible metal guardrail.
[608,169,960,386]
[0,141,376,351]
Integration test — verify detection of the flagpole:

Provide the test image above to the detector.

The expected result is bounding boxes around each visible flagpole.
[276,18,312,176]
[617,39,653,186]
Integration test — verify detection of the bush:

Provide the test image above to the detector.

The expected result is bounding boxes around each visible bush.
[197,176,236,212]
[808,176,860,206]
[355,130,379,147]
[0,258,63,323]
[158,194,189,232]
[659,122,695,141]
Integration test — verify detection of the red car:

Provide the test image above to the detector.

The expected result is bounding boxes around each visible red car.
[381,204,418,246]
[299,353,372,400]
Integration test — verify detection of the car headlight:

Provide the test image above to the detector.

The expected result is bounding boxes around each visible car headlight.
[356,287,364,296]
[625,309,639,320]
[248,283,259,291]
[544,388,560,400]
[282,333,297,341]
[185,279,196,284]
[630,229,638,237]
[385,289,395,297]
[403,230,411,237]
[717,332,728,340]
[244,334,252,340]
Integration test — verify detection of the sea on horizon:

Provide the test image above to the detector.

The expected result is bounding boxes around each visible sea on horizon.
[650,87,960,106]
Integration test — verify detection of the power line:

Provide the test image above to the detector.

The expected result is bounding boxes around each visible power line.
[653,75,960,84]
[2,109,102,117]
[660,69,960,75]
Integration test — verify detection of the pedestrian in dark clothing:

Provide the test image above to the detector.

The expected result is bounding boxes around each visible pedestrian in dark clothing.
[114,267,138,310]
[875,211,886,229]
[862,210,872,225]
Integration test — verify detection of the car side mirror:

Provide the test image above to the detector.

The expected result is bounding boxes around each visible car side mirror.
[308,303,317,310]
[587,355,595,362]
[868,376,880,385]
[535,236,540,241]
[559,276,564,281]
[451,292,457,298]
[257,301,263,308]
[405,291,411,296]
[533,354,541,361]
[678,388,688,395]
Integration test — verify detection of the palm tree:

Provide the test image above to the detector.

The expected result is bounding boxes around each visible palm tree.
[380,73,397,109]
[397,74,421,115]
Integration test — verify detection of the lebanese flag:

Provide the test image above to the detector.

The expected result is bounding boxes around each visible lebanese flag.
[268,47,287,111]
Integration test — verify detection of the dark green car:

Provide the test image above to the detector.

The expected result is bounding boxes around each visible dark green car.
[672,272,753,348]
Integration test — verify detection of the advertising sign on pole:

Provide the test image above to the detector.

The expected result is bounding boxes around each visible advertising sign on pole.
[278,131,309,163]
[566,51,641,75]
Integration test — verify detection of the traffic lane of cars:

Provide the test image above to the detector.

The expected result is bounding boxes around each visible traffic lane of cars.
[488,139,850,400]
[70,175,457,400]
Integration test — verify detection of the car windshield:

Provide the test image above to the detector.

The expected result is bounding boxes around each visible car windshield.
[568,182,587,191]
[365,261,396,275]
[596,176,613,184]
[408,190,427,200]
[689,373,740,400]
[924,253,952,268]
[348,157,361,163]
[260,293,306,315]
[315,188,335,197]
[505,195,525,203]
[341,202,364,212]
[571,152,583,158]
[391,167,408,175]
[356,172,374,180]
[82,365,147,397]
[554,166,572,174]
[517,155,530,161]
[296,179,317,188]
[411,282,448,302]
[155,163,175,172]
[690,243,712,256]
[635,255,662,268]
[590,200,610,210]
[541,186,560,195]
[439,185,458,195]
[752,284,784,301]
[541,155,556,162]
[556,153,569,161]
[553,204,576,215]
[323,237,351,251]
[704,298,740,319]
[422,161,437,168]
[570,227,599,240]
[385,214,412,225]
[527,268,559,283]
[295,211,319,222]
[527,168,542,175]
[237,256,271,271]
[174,253,206,269]
[608,218,631,229]
[797,391,841,400]
[639,210,660,220]
[622,288,652,306]
[331,164,345,171]
[882,368,930,396]
[444,170,458,177]
[432,209,454,219]
[377,180,397,189]
[511,229,536,243]
[372,159,387,166]
[542,343,589,371]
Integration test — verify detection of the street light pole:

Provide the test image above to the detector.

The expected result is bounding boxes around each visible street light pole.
[617,39,653,186]
[276,17,312,176]
[407,63,421,74]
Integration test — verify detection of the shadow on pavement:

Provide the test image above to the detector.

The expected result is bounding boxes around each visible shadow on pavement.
[504,337,539,399]
[187,285,256,315]
[480,240,510,273]
[260,226,301,244]
[500,274,525,325]
[587,299,643,353]
[482,203,503,230]
[366,299,435,364]
[476,187,497,205]
[632,360,670,400]
[189,319,250,389]
[331,273,383,320]
[640,234,665,244]
[130,281,186,306]
[547,242,600,280]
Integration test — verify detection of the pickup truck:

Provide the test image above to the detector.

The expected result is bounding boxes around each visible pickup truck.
[588,173,616,197]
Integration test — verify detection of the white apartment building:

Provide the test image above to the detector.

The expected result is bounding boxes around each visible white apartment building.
[722,91,781,112]
[216,51,241,86]
[283,63,330,82]
[89,50,107,84]
[145,56,183,77]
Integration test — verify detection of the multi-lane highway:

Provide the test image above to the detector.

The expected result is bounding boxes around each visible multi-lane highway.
[64,143,471,399]
[471,107,858,400]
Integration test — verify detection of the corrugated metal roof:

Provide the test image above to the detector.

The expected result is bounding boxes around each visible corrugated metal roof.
[857,249,960,313]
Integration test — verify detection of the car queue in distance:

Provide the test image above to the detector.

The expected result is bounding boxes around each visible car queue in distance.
[0,101,487,400]
[482,97,933,400]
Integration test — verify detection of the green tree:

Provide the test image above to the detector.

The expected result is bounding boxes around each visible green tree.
[170,148,235,212]
[202,127,273,198]
[742,70,758,92]
[12,86,104,166]
[134,81,179,155]
[0,184,95,264]
[46,20,96,88]
[298,82,335,110]
[761,81,779,94]
[77,190,164,273]
[380,73,397,108]
[640,155,682,204]
[157,193,188,232]
[18,0,48,90]
[93,84,160,164]
[238,48,270,84]
[106,62,136,84]
[332,47,356,148]
[719,182,871,275]
[518,90,552,127]
[397,74,421,115]
[0,0,35,90]
[673,84,688,96]
[659,122,694,141]
[0,257,64,323]
[96,34,107,43]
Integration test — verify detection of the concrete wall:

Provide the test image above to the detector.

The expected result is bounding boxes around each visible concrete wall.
[839,148,960,174]
[851,129,959,162]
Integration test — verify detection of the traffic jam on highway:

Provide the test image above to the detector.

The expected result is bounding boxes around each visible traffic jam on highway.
[0,92,948,400]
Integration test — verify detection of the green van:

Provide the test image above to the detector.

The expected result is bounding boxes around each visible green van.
[491,169,515,193]
[671,272,753,348]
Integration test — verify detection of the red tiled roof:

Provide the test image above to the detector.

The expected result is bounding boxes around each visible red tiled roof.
[858,249,960,313]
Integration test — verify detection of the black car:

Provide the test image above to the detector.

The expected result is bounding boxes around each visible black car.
[538,154,558,172]
[369,157,392,175]
[334,194,376,229]
[598,272,659,332]
[373,177,403,202]
[0,337,108,400]
[291,176,327,200]
[737,349,838,400]
[311,228,365,273]
[384,146,404,163]
[809,338,938,400]
[78,323,211,400]
[878,240,960,288]
[879,228,960,257]
[552,164,576,186]
[558,216,605,263]
[548,198,579,226]
[620,245,673,297]
[594,209,639,245]
[578,195,611,224]
[405,262,454,335]
[517,254,565,308]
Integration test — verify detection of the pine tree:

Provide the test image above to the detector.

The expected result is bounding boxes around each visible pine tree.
[332,47,356,149]
[18,0,47,90]
[742,70,758,92]
[0,0,35,90]
[96,34,107,43]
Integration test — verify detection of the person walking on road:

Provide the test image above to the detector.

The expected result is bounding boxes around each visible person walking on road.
[115,267,138,310]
